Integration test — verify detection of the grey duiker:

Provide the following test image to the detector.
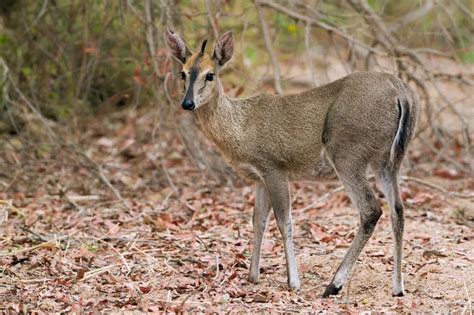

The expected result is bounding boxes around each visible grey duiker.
[164,28,419,297]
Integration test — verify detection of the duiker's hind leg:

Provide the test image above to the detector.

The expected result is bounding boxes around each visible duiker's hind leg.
[323,167,382,297]
[249,181,272,284]
[378,167,405,296]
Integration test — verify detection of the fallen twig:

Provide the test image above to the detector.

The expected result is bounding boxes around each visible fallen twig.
[400,175,474,199]
[301,173,472,213]
[0,199,24,217]
[300,186,345,212]
[70,146,129,208]
[81,264,119,281]
[95,238,131,273]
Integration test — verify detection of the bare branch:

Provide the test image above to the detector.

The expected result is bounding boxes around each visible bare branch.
[389,0,436,31]
[255,1,283,95]
[205,0,219,39]
[303,22,317,87]
[144,0,161,79]
[257,0,384,55]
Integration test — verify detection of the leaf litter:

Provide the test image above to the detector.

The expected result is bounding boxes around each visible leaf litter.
[0,109,473,313]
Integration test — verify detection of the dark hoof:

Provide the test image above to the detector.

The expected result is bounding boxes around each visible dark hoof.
[393,291,405,297]
[322,283,342,298]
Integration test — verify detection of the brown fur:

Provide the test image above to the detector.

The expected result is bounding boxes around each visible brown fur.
[164,29,419,297]
[195,71,417,182]
[183,53,215,73]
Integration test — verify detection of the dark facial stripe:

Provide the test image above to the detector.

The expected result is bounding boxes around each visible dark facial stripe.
[183,53,205,101]
[184,66,199,101]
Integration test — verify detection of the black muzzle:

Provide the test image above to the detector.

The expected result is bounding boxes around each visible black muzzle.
[181,99,195,110]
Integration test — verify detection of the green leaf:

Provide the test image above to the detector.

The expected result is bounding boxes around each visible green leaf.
[461,51,474,64]
[21,67,33,77]
[0,34,9,46]
[244,47,257,63]
[287,24,298,34]
[86,243,98,253]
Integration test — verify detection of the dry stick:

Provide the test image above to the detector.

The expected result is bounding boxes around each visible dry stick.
[255,1,283,95]
[461,270,472,314]
[300,186,345,212]
[303,22,317,88]
[0,57,57,144]
[400,176,474,199]
[163,72,175,105]
[32,0,49,26]
[73,148,128,207]
[348,0,397,50]
[0,200,23,217]
[430,79,471,156]
[389,0,436,32]
[160,156,179,194]
[419,133,470,174]
[59,187,81,211]
[301,174,472,213]
[205,0,219,39]
[147,144,199,213]
[15,277,67,284]
[0,235,67,257]
[81,264,118,281]
[144,0,161,80]
[18,225,49,243]
[257,0,384,55]
[455,0,473,19]
[131,244,158,262]
[149,120,179,194]
[4,57,133,205]
[330,32,351,75]
[213,255,220,280]
[126,0,148,25]
[95,238,131,273]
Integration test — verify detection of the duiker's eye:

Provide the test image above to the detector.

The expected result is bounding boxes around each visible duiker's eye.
[205,73,214,81]
[180,71,186,80]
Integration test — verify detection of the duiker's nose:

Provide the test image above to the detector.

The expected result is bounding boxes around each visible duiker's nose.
[181,99,195,110]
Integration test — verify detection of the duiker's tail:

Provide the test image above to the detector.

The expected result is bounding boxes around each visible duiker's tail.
[389,97,417,166]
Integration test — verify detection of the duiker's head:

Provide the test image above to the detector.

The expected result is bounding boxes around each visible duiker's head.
[164,28,234,111]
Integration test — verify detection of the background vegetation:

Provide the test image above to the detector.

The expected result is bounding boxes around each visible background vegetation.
[0,0,472,312]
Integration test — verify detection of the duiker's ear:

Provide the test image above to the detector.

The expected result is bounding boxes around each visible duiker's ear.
[213,31,234,68]
[163,28,190,64]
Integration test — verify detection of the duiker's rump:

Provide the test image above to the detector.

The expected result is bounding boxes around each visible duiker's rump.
[164,28,419,297]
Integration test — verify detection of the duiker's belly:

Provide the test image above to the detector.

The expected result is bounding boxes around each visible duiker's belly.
[289,153,337,181]
[235,152,336,182]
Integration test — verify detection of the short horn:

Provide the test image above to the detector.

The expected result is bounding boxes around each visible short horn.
[200,39,208,55]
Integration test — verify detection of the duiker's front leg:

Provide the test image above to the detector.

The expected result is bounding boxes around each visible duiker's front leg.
[264,172,300,290]
[249,181,272,284]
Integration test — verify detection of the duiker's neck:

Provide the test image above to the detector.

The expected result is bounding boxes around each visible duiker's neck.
[195,78,245,160]
[198,78,231,116]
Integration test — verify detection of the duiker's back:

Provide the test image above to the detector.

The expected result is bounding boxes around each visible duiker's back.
[229,71,416,180]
